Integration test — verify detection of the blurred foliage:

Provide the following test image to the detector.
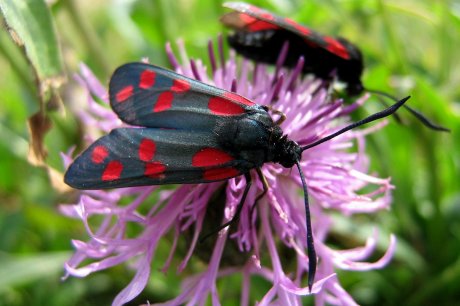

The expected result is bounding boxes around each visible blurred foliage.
[0,0,459,305]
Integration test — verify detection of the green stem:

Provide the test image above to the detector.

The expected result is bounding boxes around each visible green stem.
[62,0,110,75]
[377,0,406,72]
[0,34,36,95]
[407,257,460,305]
[156,0,171,43]
[437,2,450,83]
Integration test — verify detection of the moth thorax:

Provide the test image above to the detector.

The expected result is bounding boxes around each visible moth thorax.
[273,135,302,168]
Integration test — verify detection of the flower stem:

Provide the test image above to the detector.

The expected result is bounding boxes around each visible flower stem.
[377,0,407,72]
[62,0,110,75]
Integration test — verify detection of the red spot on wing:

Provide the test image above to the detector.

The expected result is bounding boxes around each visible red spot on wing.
[240,14,278,31]
[139,70,156,89]
[192,148,234,167]
[324,36,350,60]
[139,138,156,161]
[284,18,311,36]
[260,12,275,21]
[224,92,255,106]
[144,161,166,178]
[102,160,123,181]
[240,13,257,24]
[171,79,191,92]
[204,168,240,181]
[208,97,245,115]
[91,145,108,164]
[116,85,134,102]
[208,92,253,116]
[154,91,174,112]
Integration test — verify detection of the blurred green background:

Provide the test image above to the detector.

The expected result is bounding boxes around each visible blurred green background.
[0,0,458,305]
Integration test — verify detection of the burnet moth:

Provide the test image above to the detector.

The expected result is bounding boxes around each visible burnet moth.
[221,2,449,132]
[64,62,410,290]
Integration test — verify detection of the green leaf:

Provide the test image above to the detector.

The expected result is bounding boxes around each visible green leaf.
[0,0,64,86]
[0,252,70,290]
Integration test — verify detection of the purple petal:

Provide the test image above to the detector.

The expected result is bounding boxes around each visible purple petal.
[113,251,154,306]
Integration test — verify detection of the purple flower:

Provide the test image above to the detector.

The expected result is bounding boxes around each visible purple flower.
[61,37,396,306]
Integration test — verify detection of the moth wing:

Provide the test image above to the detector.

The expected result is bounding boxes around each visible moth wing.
[64,128,253,189]
[109,62,258,130]
[222,2,351,60]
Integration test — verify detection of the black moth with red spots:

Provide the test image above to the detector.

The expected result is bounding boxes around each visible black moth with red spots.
[221,2,449,132]
[65,63,299,189]
[64,62,409,290]
[221,2,364,96]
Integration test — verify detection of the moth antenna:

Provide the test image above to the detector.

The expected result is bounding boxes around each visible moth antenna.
[366,88,450,132]
[298,95,410,289]
[295,161,316,292]
[365,88,400,102]
[301,96,410,152]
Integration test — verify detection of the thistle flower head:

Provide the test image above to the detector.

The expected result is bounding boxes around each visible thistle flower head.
[61,37,396,306]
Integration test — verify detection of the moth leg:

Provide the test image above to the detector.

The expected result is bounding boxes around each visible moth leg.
[272,109,287,125]
[263,106,287,125]
[200,173,252,242]
[249,168,269,223]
